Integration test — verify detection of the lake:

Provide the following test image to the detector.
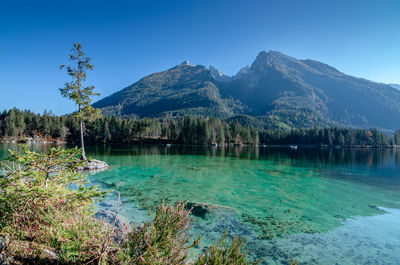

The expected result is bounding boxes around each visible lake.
[1,144,400,264]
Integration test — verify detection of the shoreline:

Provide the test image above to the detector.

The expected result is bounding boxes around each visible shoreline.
[1,137,399,149]
[0,137,63,145]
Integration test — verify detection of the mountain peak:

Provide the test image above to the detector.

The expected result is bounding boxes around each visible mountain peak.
[181,60,190,65]
[232,65,250,80]
[209,65,222,75]
[93,50,400,131]
[255,50,296,63]
[209,65,230,82]
[208,65,229,79]
[172,60,195,69]
[251,50,296,72]
[389,84,400,90]
[258,50,284,56]
[251,50,342,76]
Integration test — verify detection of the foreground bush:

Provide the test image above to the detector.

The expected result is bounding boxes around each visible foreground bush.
[195,231,259,265]
[0,145,115,264]
[122,202,200,264]
[0,146,258,264]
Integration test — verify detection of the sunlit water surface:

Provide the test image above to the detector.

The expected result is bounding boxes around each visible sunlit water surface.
[1,144,400,264]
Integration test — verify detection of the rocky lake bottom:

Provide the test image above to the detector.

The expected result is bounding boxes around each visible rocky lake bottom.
[1,144,400,264]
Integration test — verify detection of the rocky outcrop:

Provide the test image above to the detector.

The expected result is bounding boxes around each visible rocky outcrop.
[0,238,58,265]
[77,159,109,171]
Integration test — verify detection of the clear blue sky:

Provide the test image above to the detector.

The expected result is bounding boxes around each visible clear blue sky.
[1,0,399,115]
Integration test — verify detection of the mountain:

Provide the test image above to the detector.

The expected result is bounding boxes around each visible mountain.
[93,51,400,131]
[389,84,400,90]
[93,60,247,119]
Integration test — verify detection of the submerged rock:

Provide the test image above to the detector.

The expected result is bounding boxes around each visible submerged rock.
[185,202,234,219]
[95,210,132,243]
[77,159,109,171]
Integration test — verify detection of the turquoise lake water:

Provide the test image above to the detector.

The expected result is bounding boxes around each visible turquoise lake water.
[1,144,400,264]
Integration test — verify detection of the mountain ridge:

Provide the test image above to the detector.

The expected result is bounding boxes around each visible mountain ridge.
[389,84,400,90]
[93,51,400,131]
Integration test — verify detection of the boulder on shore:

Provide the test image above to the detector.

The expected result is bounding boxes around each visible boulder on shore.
[0,238,58,265]
[77,159,109,171]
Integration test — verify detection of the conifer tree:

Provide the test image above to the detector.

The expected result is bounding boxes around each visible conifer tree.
[59,43,100,160]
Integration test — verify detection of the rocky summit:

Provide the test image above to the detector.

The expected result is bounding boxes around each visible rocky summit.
[93,51,400,131]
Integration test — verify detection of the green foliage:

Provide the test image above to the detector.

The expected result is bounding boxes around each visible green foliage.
[122,202,200,264]
[259,127,392,146]
[0,109,260,145]
[59,43,100,120]
[0,145,106,227]
[0,108,395,147]
[0,146,110,264]
[195,231,260,265]
[59,43,101,159]
[92,63,245,120]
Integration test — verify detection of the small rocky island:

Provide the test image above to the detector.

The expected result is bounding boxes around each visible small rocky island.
[78,159,109,171]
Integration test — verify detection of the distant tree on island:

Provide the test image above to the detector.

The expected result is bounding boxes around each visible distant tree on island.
[59,43,100,160]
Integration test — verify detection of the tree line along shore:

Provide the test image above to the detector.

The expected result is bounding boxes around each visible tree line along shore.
[1,108,399,148]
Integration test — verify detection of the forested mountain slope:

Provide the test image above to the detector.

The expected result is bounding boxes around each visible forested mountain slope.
[93,51,400,131]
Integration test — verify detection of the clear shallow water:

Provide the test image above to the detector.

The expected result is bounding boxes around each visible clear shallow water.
[1,144,400,264]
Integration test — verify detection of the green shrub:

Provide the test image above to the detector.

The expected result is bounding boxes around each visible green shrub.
[0,145,113,264]
[0,145,107,228]
[195,231,260,265]
[122,202,200,264]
